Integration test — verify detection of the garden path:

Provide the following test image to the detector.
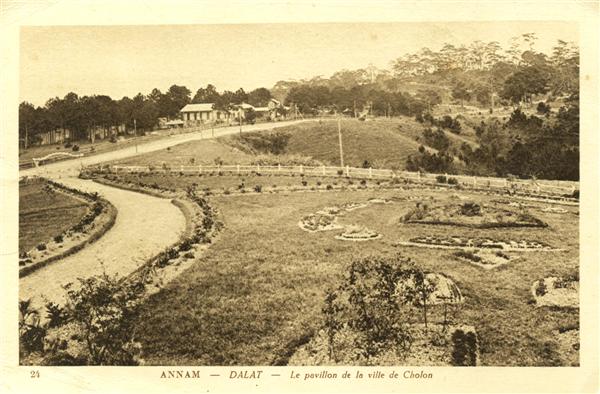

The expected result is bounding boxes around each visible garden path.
[19,178,185,312]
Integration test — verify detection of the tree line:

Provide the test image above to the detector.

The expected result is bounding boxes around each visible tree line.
[19,84,274,146]
[273,34,578,113]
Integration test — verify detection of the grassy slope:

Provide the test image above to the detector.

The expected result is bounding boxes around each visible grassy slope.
[131,180,579,366]
[271,119,424,169]
[19,180,88,252]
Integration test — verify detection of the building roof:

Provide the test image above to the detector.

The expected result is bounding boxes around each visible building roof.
[254,107,269,112]
[165,120,185,125]
[180,103,214,112]
[232,102,255,110]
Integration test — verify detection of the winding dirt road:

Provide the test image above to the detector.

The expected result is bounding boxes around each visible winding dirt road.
[18,120,308,310]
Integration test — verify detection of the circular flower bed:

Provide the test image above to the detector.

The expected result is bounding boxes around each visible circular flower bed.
[335,225,382,241]
[299,214,343,232]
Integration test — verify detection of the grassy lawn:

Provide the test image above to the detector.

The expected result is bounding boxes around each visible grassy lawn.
[130,179,579,366]
[104,172,365,194]
[19,178,89,253]
[109,138,255,167]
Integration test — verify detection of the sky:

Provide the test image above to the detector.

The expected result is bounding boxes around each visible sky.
[20,21,578,106]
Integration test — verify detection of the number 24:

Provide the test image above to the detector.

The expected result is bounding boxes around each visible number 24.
[30,370,40,378]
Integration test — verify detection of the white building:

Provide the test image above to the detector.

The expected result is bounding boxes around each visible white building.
[180,103,232,126]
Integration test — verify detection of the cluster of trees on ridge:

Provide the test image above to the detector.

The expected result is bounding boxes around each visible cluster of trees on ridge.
[405,94,579,181]
[272,35,578,113]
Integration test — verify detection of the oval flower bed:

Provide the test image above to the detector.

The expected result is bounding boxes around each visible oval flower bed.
[335,225,382,241]
[396,236,558,252]
[401,201,548,228]
[532,275,579,308]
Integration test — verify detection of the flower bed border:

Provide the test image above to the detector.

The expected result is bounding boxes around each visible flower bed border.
[19,178,118,278]
[81,166,579,206]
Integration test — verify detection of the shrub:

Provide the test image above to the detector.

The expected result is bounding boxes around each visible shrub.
[45,302,69,329]
[535,280,547,296]
[360,179,367,186]
[571,189,579,199]
[166,247,179,260]
[326,184,333,190]
[320,255,433,361]
[536,101,551,115]
[460,202,481,216]
[454,250,482,262]
[64,141,73,149]
[254,185,262,193]
[19,299,46,355]
[53,234,64,243]
[316,181,322,186]
[451,329,477,366]
[436,175,447,184]
[109,135,117,143]
[337,169,344,176]
[72,144,79,152]
[63,273,144,365]
[178,238,194,252]
[301,180,308,187]
[183,252,195,259]
[36,243,47,251]
[447,177,458,185]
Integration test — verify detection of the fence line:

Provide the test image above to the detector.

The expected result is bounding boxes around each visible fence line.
[86,164,579,197]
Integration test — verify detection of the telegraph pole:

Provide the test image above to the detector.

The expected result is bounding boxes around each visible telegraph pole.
[134,118,138,153]
[337,116,344,168]
[239,109,242,135]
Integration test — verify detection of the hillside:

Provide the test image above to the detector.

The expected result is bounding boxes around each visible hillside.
[228,119,427,170]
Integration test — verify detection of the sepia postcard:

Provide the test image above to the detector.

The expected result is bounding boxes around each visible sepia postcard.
[1,0,598,393]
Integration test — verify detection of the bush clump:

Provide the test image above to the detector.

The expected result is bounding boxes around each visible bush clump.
[451,329,478,366]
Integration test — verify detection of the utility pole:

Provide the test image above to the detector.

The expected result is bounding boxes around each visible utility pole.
[337,116,344,168]
[489,75,495,114]
[24,123,28,149]
[239,109,242,135]
[134,118,138,153]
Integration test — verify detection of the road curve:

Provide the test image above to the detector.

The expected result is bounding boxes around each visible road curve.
[19,120,309,309]
[20,119,309,178]
[19,178,185,311]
